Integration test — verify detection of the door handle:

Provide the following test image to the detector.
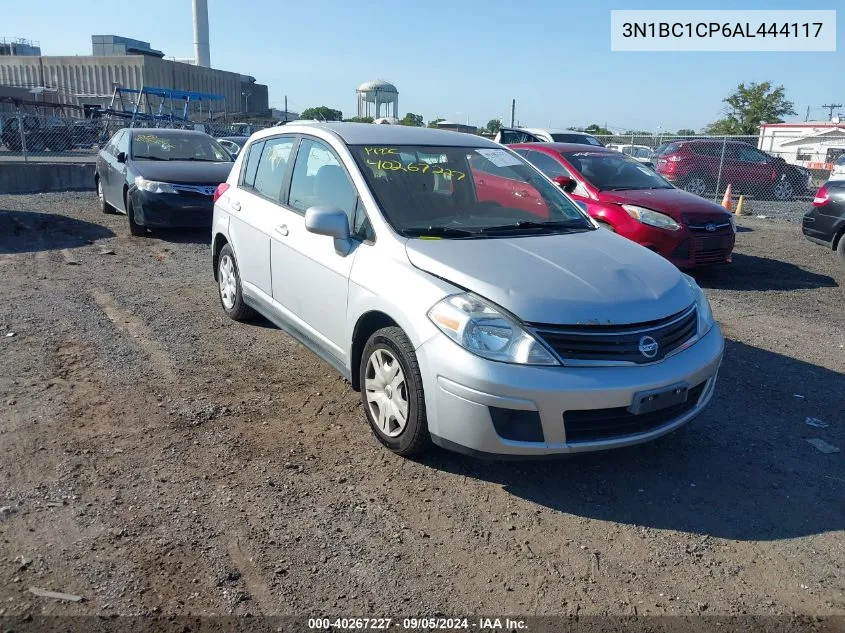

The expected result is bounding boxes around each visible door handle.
[274,225,289,236]
[231,201,241,212]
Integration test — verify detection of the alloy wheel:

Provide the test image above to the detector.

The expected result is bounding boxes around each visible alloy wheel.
[364,348,409,438]
[773,179,794,200]
[684,177,707,197]
[218,254,237,311]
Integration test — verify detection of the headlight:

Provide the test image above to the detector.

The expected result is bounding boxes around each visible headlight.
[134,177,177,194]
[682,274,714,337]
[622,205,681,231]
[428,293,559,365]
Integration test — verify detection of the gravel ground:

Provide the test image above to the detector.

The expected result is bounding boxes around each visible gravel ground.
[0,193,843,627]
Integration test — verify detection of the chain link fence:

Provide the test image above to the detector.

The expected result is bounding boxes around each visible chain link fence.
[589,132,835,220]
[0,110,277,163]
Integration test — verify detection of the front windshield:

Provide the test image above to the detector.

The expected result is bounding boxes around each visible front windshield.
[131,133,232,162]
[562,151,673,191]
[351,145,593,237]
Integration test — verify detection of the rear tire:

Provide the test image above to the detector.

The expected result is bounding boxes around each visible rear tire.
[126,199,144,236]
[682,175,709,197]
[360,326,431,456]
[217,243,255,321]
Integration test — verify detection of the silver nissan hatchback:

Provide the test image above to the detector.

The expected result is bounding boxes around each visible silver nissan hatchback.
[211,123,723,457]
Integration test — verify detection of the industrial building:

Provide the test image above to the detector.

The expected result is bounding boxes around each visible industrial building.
[758,121,845,170]
[0,37,41,57]
[0,3,267,116]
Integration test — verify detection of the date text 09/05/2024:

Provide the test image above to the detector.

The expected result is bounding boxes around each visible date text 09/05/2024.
[622,22,824,39]
[306,617,528,630]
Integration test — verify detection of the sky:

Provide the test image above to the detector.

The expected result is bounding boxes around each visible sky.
[4,0,841,132]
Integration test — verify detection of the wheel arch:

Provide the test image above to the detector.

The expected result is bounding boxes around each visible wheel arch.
[350,311,400,391]
[212,233,229,280]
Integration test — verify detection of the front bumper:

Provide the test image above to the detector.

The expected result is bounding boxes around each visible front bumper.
[416,325,724,457]
[130,189,215,229]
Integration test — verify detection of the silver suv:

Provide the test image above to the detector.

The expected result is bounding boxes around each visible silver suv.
[211,123,723,457]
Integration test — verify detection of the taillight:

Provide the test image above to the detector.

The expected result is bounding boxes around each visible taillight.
[213,183,230,202]
[813,185,829,206]
[665,154,684,162]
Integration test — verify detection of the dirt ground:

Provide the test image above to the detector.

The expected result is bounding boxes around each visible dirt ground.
[0,193,843,625]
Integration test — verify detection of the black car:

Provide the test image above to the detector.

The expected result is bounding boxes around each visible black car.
[803,180,845,264]
[95,128,234,235]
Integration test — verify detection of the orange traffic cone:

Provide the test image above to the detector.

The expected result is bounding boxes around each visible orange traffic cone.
[721,184,733,211]
[735,194,746,216]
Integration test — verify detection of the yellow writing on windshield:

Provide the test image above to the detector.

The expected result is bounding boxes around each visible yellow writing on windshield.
[363,147,399,155]
[366,159,466,181]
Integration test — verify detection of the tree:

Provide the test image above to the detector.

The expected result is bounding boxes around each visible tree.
[344,116,373,123]
[622,129,650,135]
[427,118,445,128]
[705,81,795,135]
[486,118,502,134]
[675,128,697,136]
[301,106,343,122]
[583,123,612,135]
[400,113,424,127]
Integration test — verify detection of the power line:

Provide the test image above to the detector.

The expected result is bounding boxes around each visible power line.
[821,103,842,120]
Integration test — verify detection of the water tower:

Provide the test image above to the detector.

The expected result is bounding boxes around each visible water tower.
[356,80,399,119]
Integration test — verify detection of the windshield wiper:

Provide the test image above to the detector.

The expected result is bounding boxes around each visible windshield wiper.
[132,155,168,161]
[403,226,477,239]
[478,220,587,234]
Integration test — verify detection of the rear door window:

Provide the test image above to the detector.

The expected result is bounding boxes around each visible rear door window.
[252,137,296,201]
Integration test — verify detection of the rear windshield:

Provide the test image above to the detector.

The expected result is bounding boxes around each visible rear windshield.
[550,133,603,146]
[562,151,673,191]
[661,142,684,155]
[350,145,593,237]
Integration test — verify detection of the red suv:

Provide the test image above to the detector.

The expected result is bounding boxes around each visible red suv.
[656,139,809,201]
[509,143,736,268]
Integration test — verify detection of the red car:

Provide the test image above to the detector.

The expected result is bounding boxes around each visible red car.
[508,143,736,268]
[655,139,809,201]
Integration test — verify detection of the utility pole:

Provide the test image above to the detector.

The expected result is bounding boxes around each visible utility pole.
[821,103,842,120]
[510,99,515,127]
[805,105,810,122]
[284,95,288,122]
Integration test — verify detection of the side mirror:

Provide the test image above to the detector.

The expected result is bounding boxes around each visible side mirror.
[552,175,576,192]
[305,206,350,241]
[116,151,127,163]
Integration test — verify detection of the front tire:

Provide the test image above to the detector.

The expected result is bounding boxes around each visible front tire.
[771,178,795,201]
[126,198,144,236]
[360,326,431,456]
[217,243,255,321]
[836,232,845,265]
[96,176,116,214]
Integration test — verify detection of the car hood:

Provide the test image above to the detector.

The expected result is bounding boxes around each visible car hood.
[598,188,732,223]
[132,160,234,185]
[405,230,694,325]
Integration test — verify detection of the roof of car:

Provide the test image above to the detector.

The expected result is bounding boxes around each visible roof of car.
[510,142,616,154]
[127,128,209,137]
[514,127,598,137]
[264,122,500,147]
